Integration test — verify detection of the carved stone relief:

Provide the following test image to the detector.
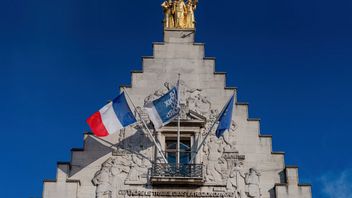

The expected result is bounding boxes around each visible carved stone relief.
[184,87,212,118]
[203,135,227,183]
[142,81,216,121]
[122,131,153,185]
[202,120,239,184]
[226,161,246,198]
[224,165,262,198]
[111,82,260,198]
[125,154,151,185]
[92,151,153,197]
[244,168,261,198]
[92,157,130,198]
[92,165,112,198]
[142,82,245,188]
[144,82,171,105]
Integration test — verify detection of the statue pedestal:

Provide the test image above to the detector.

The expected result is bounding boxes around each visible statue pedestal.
[164,29,196,44]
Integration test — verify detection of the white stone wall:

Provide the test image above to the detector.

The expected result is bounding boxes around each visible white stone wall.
[43,30,312,198]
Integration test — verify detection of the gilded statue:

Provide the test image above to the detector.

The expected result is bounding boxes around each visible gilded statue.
[161,0,198,29]
[161,0,175,28]
[185,0,197,28]
[174,0,187,28]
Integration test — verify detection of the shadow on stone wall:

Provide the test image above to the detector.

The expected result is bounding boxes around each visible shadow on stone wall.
[269,188,276,198]
[69,127,155,177]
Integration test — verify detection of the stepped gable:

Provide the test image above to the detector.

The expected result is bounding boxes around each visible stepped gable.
[43,29,312,198]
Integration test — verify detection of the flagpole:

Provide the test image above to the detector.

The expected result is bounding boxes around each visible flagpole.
[176,74,181,165]
[189,94,234,163]
[123,88,169,164]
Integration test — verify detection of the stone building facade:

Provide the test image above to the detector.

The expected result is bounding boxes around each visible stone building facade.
[43,29,312,198]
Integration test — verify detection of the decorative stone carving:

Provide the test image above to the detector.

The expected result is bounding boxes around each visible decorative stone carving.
[184,88,212,117]
[222,138,246,198]
[92,157,131,198]
[244,168,261,198]
[202,120,239,185]
[222,121,239,152]
[144,81,215,121]
[125,154,151,184]
[92,153,152,197]
[202,109,219,136]
[203,136,226,183]
[225,164,262,198]
[92,165,112,198]
[144,82,243,188]
[226,161,246,198]
[144,82,170,105]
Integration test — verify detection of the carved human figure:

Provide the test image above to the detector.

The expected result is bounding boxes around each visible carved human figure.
[144,86,168,105]
[185,89,211,117]
[93,157,131,198]
[201,109,218,135]
[127,154,151,182]
[195,94,211,116]
[173,0,187,28]
[185,0,197,28]
[227,161,246,198]
[210,109,218,118]
[186,96,196,112]
[92,166,112,198]
[185,89,201,112]
[111,156,130,195]
[161,0,175,28]
[109,160,122,197]
[227,173,242,198]
[245,168,261,198]
[203,136,224,182]
[222,121,238,152]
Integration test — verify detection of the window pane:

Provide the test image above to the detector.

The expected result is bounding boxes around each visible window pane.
[166,138,191,164]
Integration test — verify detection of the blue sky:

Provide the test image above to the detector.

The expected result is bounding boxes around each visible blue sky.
[0,0,351,197]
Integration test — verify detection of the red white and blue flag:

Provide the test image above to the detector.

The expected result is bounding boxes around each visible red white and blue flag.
[86,92,137,137]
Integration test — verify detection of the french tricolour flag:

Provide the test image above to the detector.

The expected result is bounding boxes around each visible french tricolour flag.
[87,92,137,137]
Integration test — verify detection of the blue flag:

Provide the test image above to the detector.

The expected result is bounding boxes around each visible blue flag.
[144,87,180,129]
[215,94,235,138]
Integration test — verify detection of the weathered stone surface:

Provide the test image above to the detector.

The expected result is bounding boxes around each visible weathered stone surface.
[43,30,312,198]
